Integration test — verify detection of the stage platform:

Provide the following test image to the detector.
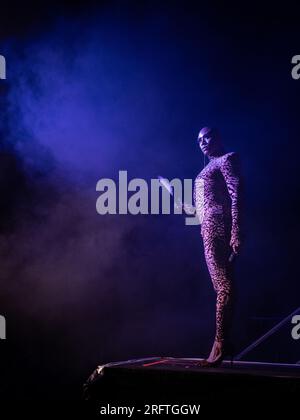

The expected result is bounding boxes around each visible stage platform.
[83,357,300,404]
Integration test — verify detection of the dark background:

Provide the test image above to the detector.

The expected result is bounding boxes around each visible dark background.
[0,0,299,401]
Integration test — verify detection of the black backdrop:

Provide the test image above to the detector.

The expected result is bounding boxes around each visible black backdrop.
[0,0,299,401]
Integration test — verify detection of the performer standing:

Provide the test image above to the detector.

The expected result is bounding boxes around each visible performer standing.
[194,127,243,367]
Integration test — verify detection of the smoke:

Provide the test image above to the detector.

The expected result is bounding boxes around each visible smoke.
[0,11,215,399]
[2,5,298,399]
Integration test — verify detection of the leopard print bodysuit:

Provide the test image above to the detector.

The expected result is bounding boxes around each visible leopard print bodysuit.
[194,152,242,342]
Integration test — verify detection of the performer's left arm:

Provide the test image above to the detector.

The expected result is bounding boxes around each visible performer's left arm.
[221,152,243,254]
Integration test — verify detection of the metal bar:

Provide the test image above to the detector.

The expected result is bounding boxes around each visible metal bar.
[235,306,300,361]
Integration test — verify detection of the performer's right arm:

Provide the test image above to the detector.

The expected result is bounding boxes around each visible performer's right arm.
[221,152,243,253]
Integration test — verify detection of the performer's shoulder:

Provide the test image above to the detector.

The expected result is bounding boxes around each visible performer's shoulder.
[195,172,202,181]
[223,151,238,159]
[222,151,240,164]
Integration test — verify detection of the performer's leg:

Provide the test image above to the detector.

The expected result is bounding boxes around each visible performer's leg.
[206,240,232,341]
[201,215,233,363]
[214,264,232,343]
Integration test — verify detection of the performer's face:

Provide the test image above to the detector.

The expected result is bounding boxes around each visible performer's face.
[198,129,218,156]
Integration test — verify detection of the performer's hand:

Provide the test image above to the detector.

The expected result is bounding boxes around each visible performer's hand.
[174,201,195,214]
[174,201,183,212]
[230,236,241,254]
[183,203,195,214]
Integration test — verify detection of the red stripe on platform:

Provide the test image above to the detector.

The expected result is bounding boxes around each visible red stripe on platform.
[142,359,169,367]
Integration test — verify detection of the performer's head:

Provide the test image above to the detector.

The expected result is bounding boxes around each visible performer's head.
[197,127,223,157]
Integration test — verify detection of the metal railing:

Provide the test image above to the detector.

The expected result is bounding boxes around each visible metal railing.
[235,306,300,361]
